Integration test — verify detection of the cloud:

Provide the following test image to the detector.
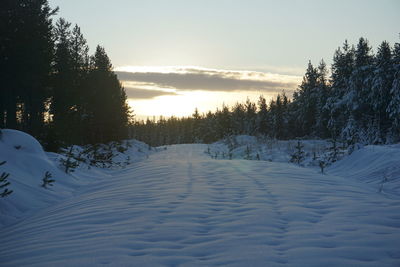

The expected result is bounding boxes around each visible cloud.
[116,66,301,97]
[124,87,177,99]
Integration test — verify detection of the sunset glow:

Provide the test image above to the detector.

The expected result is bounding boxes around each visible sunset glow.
[118,66,302,119]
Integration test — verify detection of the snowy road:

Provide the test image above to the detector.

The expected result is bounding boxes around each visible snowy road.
[1,144,400,266]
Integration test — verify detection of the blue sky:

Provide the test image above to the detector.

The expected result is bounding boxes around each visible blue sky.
[48,0,400,118]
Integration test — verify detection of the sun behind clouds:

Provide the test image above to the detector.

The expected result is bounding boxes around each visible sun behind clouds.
[118,66,301,119]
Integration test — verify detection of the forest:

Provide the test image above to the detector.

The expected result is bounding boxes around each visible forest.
[132,38,400,148]
[0,1,130,151]
[1,1,400,152]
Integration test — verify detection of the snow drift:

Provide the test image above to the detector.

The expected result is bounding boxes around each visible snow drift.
[0,129,151,227]
[329,144,400,196]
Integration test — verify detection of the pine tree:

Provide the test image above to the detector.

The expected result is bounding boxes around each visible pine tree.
[0,0,57,136]
[52,18,74,145]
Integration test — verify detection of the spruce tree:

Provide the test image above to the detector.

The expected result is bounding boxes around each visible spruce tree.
[369,41,394,142]
[315,59,330,138]
[387,67,400,142]
[293,61,319,136]
[244,98,257,135]
[257,95,269,135]
[348,37,374,133]
[85,45,129,144]
[326,40,355,138]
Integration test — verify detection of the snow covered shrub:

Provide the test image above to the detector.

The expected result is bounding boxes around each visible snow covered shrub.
[225,135,239,151]
[0,161,13,198]
[77,144,114,168]
[244,145,252,160]
[41,171,55,189]
[117,144,128,153]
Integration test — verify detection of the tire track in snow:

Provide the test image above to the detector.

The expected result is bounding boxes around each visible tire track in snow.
[231,161,290,263]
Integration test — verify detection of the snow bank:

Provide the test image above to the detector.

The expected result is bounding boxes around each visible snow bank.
[0,129,75,226]
[0,129,152,227]
[209,135,400,197]
[329,144,400,196]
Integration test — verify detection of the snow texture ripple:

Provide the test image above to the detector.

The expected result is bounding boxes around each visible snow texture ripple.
[1,144,400,266]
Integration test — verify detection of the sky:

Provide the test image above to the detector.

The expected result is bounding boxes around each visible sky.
[49,0,400,119]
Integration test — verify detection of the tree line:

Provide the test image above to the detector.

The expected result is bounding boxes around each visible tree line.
[132,37,400,147]
[0,0,130,151]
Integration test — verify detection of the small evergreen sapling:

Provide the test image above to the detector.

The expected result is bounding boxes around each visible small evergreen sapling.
[0,161,13,198]
[42,171,55,189]
[244,145,252,160]
[319,160,326,174]
[60,146,79,173]
[290,140,305,165]
[327,138,341,163]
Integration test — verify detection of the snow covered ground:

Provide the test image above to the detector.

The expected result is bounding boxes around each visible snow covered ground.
[1,132,400,266]
[0,129,152,227]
